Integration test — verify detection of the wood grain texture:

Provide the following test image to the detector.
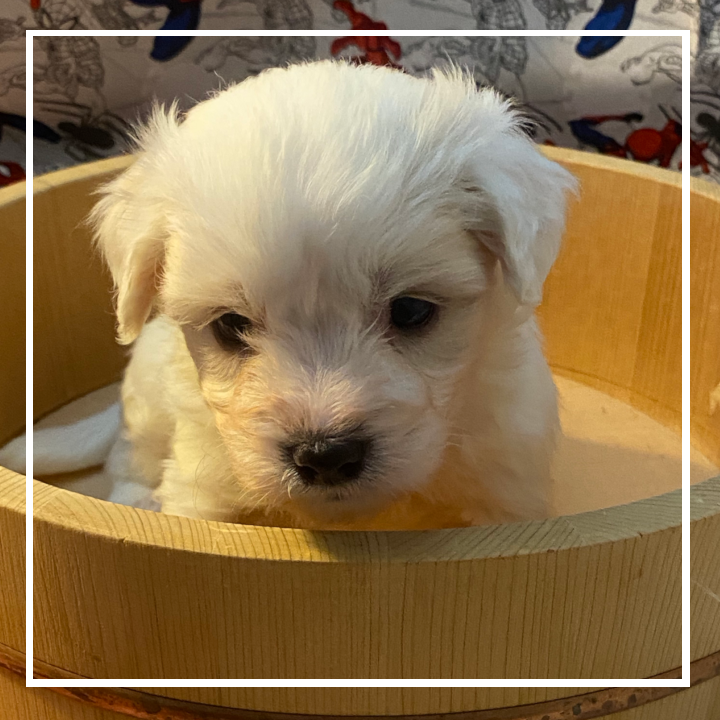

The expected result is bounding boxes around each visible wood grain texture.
[0,148,716,706]
[28,472,693,682]
[689,178,720,467]
[690,479,720,658]
[538,147,682,436]
[26,464,693,681]
[33,158,128,422]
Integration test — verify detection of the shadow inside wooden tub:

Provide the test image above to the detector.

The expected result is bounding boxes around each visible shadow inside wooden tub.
[554,436,714,516]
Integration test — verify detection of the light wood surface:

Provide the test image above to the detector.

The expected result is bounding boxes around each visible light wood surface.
[0,148,718,708]
[538,146,683,436]
[30,474,686,681]
[32,158,129,422]
[689,178,720,466]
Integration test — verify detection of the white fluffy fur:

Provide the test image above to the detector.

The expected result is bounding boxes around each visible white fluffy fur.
[91,61,577,530]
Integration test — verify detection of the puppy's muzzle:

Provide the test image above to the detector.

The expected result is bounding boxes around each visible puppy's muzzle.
[285,433,371,487]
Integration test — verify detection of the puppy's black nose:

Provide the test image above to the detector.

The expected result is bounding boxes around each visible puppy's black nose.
[288,435,369,486]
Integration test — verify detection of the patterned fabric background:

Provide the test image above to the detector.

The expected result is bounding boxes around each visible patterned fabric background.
[0,0,718,186]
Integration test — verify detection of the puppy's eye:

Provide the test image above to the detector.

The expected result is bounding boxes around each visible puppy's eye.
[211,312,253,349]
[390,297,437,331]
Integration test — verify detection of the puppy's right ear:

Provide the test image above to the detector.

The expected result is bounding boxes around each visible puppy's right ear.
[90,107,180,344]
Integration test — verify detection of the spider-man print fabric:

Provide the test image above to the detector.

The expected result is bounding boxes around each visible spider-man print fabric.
[0,0,717,186]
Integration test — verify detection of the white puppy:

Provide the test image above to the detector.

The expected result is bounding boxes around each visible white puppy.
[92,61,577,530]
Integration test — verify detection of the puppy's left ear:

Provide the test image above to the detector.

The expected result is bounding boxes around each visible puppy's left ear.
[90,107,180,344]
[462,131,578,306]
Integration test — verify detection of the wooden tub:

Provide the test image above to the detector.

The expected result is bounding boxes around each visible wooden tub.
[0,147,718,717]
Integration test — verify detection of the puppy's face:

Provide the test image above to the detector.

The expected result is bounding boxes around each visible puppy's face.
[93,61,575,523]
[174,193,491,521]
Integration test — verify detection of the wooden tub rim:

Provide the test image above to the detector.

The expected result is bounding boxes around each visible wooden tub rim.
[691,171,720,202]
[0,175,26,204]
[0,470,710,564]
